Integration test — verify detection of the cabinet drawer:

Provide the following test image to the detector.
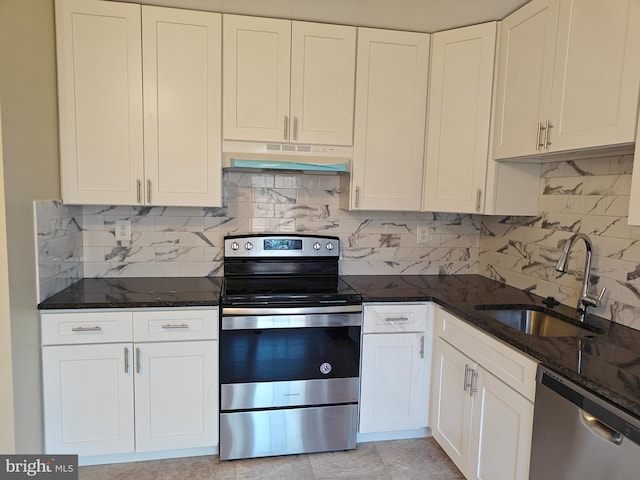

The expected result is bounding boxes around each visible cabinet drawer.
[41,311,133,345]
[133,309,218,342]
[364,303,429,333]
[436,307,537,401]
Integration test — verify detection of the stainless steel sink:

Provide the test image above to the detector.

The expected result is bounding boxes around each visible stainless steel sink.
[474,306,601,337]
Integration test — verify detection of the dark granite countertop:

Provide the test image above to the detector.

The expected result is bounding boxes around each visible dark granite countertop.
[341,274,640,420]
[38,274,640,420]
[37,277,222,309]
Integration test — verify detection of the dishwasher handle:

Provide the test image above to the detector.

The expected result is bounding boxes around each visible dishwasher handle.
[581,411,623,445]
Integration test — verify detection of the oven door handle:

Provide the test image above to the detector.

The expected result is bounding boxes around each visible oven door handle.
[221,312,362,330]
[222,305,362,316]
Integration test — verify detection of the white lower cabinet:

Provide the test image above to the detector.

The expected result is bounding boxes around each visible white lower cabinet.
[430,307,536,480]
[133,340,218,452]
[41,309,218,458]
[42,343,135,456]
[359,303,432,436]
[469,364,534,480]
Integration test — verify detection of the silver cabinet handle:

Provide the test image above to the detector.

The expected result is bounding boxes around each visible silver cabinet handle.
[464,364,472,392]
[71,326,102,332]
[284,115,289,140]
[161,323,190,329]
[124,347,129,373]
[536,122,545,151]
[293,116,298,141]
[545,119,553,148]
[137,179,142,204]
[355,186,360,209]
[581,411,623,445]
[469,369,479,397]
[136,347,141,374]
[384,316,409,323]
[476,189,482,212]
[146,179,151,204]
[419,336,424,359]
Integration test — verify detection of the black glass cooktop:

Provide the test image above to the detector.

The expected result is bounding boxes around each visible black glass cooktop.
[221,276,361,306]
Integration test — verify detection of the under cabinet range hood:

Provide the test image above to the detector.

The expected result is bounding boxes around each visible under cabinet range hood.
[222,141,352,174]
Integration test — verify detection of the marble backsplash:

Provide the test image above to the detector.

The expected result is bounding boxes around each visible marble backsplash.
[35,171,480,301]
[36,154,640,332]
[35,200,83,301]
[480,152,640,330]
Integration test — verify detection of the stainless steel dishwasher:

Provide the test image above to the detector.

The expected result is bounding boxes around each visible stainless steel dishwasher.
[529,366,640,479]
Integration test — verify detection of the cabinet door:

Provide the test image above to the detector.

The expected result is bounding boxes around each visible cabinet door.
[134,341,218,452]
[42,343,134,455]
[423,22,496,213]
[359,333,427,433]
[430,338,473,476]
[55,0,144,205]
[290,22,356,146]
[548,0,640,152]
[142,7,222,207]
[350,28,430,211]
[468,366,534,480]
[223,15,291,142]
[628,109,640,225]
[492,0,559,160]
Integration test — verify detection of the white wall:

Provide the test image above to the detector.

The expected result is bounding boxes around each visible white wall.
[0,0,60,452]
[0,103,16,453]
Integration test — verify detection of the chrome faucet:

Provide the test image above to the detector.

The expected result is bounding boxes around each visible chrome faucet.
[555,233,606,322]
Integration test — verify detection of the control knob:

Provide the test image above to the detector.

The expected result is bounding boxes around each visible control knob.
[230,241,239,250]
[326,242,334,251]
[245,242,253,250]
[313,242,321,251]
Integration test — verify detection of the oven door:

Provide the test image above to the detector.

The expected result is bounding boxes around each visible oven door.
[219,310,361,410]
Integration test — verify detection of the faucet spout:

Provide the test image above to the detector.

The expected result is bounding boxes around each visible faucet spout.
[555,233,605,321]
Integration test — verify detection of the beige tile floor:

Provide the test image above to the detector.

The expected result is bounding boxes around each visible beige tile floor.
[79,438,464,480]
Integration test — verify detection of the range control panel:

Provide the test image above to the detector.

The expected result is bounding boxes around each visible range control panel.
[223,234,340,258]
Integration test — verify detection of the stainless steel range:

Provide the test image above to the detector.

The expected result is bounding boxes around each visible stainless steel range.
[219,234,362,461]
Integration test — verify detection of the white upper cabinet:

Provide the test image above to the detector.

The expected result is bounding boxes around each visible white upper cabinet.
[548,0,640,152]
[290,22,356,145]
[142,6,222,207]
[55,0,222,207]
[492,0,559,160]
[56,0,144,205]
[423,22,497,214]
[346,28,430,211]
[492,0,640,160]
[223,15,290,143]
[629,105,640,225]
[223,15,356,145]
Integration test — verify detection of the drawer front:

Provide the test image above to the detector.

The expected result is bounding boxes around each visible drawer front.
[436,307,538,401]
[133,309,218,342]
[41,311,133,345]
[364,303,429,333]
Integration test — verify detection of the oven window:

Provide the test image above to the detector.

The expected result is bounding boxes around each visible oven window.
[220,326,361,383]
